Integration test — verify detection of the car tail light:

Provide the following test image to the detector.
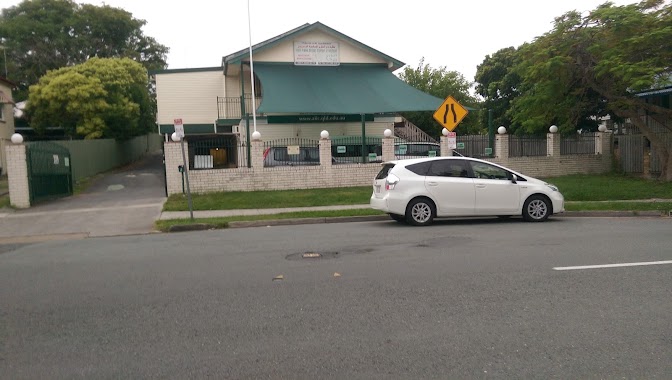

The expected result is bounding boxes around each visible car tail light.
[386,173,400,190]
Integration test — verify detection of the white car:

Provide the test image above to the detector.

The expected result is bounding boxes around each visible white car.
[370,156,565,226]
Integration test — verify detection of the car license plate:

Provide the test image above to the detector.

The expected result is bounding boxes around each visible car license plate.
[375,185,381,193]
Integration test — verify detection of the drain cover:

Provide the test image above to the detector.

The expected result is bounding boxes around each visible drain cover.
[286,251,338,260]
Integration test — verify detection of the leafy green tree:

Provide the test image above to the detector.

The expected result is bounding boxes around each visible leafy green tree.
[509,0,672,179]
[399,58,483,137]
[28,57,154,140]
[474,47,521,133]
[0,0,168,100]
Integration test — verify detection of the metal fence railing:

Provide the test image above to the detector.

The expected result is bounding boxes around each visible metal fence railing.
[331,136,383,164]
[263,138,321,168]
[509,135,547,157]
[455,135,492,158]
[561,133,597,155]
[186,135,247,170]
[217,94,262,119]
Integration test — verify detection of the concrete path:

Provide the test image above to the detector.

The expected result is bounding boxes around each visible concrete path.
[0,152,167,242]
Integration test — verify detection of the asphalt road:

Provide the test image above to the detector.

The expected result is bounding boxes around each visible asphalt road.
[1,217,671,379]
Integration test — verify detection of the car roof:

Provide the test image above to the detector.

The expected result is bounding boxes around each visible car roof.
[382,156,532,180]
[383,156,476,165]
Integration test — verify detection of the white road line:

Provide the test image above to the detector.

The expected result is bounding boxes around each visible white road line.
[554,260,672,271]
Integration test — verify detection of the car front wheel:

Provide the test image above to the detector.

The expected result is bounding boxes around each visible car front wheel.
[405,198,435,226]
[523,195,551,222]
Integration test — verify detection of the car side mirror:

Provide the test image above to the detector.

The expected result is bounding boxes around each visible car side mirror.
[511,174,517,184]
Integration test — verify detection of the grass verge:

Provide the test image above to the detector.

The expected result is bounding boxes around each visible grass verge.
[155,208,385,232]
[543,173,672,201]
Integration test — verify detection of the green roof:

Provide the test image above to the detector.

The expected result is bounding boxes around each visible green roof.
[254,63,444,114]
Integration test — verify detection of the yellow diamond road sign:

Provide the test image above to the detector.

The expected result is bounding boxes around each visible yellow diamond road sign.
[433,95,469,132]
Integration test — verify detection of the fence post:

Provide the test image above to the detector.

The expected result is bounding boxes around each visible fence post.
[440,136,453,156]
[6,143,31,208]
[251,138,264,168]
[319,132,332,168]
[596,131,611,156]
[163,141,187,196]
[547,133,560,156]
[495,133,509,163]
[382,135,395,161]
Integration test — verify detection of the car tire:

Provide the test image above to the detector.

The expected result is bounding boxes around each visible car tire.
[405,198,435,226]
[389,213,406,223]
[522,195,551,222]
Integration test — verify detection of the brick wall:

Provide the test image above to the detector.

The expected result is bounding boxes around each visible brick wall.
[163,133,613,195]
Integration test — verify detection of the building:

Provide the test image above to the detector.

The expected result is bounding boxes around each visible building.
[152,22,444,167]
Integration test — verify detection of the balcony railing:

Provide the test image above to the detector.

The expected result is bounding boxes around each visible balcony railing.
[217,94,262,119]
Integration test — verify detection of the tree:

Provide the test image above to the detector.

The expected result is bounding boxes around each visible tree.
[474,47,522,133]
[398,58,482,137]
[509,0,672,179]
[28,57,154,140]
[0,0,168,100]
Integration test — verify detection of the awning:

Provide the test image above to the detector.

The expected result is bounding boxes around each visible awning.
[254,63,445,114]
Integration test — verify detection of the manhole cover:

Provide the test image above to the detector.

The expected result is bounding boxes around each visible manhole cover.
[286,251,338,261]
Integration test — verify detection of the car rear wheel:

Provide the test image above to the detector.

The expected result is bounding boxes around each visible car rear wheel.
[389,213,405,223]
[523,195,551,222]
[405,198,435,226]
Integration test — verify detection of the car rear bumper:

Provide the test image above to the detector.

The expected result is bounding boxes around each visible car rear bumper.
[370,192,407,215]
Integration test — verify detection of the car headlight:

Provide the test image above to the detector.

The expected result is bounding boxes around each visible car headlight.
[546,183,559,192]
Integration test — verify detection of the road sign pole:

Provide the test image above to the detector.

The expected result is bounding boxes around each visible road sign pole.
[179,137,194,220]
[173,118,193,220]
[488,109,494,156]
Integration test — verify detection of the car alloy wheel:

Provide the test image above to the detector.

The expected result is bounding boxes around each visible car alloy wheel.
[523,195,550,222]
[406,198,435,226]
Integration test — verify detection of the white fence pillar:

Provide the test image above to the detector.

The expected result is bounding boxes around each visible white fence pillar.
[164,141,187,196]
[547,133,560,156]
[251,139,264,168]
[6,143,31,208]
[319,136,332,168]
[382,136,395,161]
[440,136,454,156]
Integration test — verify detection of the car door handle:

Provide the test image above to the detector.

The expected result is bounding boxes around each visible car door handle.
[475,184,486,188]
[427,182,438,186]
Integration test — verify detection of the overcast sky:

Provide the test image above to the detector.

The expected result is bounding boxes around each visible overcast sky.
[3,0,641,81]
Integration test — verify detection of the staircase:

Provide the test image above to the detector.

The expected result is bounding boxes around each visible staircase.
[393,117,439,143]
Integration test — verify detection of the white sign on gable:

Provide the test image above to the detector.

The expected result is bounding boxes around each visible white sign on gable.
[294,41,340,66]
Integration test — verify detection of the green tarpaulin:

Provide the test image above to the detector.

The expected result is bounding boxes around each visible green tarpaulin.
[253,63,445,114]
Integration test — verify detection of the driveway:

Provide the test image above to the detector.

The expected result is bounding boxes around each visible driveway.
[0,152,167,241]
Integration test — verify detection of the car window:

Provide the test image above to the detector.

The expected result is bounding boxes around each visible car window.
[406,161,432,175]
[427,160,471,178]
[470,161,511,180]
[375,164,396,180]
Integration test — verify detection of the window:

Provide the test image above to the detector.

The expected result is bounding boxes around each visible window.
[470,161,511,180]
[428,160,471,177]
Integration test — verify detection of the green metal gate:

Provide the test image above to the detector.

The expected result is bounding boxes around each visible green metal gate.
[26,142,73,204]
